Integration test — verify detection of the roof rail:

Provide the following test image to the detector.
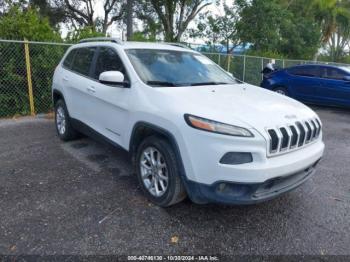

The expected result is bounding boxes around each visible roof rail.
[79,37,123,44]
[162,42,191,49]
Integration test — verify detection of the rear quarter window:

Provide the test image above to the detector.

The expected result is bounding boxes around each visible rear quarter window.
[320,67,347,80]
[62,49,77,69]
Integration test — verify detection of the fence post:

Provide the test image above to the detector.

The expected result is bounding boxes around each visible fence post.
[243,55,246,82]
[218,53,221,67]
[227,54,231,72]
[283,59,285,68]
[24,39,35,116]
[261,58,264,81]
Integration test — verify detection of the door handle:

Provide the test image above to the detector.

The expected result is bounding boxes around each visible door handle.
[86,86,96,93]
[62,76,69,81]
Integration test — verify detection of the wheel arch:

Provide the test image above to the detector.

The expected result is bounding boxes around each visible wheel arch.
[130,122,180,163]
[52,89,65,106]
[129,121,188,180]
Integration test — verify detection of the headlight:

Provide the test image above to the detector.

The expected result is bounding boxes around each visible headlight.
[184,114,254,137]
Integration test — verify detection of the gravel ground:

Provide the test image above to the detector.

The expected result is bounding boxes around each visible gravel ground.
[0,106,349,256]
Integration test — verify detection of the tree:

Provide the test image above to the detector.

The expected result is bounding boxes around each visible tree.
[134,0,162,40]
[136,0,212,42]
[236,0,321,59]
[55,0,127,34]
[29,0,66,27]
[0,6,62,117]
[308,0,350,61]
[0,5,60,41]
[311,0,350,44]
[327,14,350,61]
[126,0,134,40]
[192,3,240,54]
[65,26,106,42]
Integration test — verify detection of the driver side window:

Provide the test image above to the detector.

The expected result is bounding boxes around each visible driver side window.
[93,47,128,80]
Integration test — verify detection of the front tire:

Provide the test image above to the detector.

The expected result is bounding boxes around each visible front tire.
[54,99,79,141]
[135,136,187,207]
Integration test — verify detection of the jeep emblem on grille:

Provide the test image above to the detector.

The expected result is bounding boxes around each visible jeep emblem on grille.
[285,114,297,119]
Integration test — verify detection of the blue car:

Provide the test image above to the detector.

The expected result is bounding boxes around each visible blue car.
[261,64,350,107]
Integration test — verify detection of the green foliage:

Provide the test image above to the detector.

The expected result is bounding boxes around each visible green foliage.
[0,6,65,117]
[246,50,284,59]
[135,0,212,42]
[236,0,321,59]
[0,6,61,41]
[65,27,106,42]
[192,3,240,53]
[130,31,157,42]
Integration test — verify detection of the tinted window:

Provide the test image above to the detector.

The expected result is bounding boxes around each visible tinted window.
[63,49,77,69]
[288,66,319,77]
[94,47,127,80]
[320,67,347,80]
[71,47,96,76]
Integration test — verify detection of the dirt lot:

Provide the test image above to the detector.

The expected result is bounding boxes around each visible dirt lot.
[0,106,349,256]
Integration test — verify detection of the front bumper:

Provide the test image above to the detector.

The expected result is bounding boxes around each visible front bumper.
[184,158,321,205]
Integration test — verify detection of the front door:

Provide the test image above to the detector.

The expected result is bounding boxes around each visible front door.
[287,66,321,102]
[88,46,131,147]
[318,67,350,106]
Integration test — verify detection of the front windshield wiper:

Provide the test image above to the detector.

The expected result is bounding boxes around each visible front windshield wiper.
[146,81,179,87]
[190,82,230,86]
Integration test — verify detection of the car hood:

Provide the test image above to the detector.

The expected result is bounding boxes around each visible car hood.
[154,83,318,131]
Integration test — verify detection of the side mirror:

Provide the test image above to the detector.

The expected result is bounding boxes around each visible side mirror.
[343,75,350,81]
[99,71,129,87]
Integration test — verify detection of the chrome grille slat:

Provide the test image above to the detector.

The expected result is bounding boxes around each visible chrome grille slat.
[266,118,321,157]
[285,126,293,149]
[296,122,306,147]
[310,119,317,140]
[304,121,312,143]
[275,128,283,152]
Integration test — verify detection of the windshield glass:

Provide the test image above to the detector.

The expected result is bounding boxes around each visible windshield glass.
[125,49,238,87]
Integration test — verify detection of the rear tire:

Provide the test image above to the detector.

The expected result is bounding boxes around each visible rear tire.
[54,99,79,141]
[274,86,288,96]
[135,136,187,207]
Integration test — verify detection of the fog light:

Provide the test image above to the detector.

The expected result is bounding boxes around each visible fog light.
[219,152,253,165]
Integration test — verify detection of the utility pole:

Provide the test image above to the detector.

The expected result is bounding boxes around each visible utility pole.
[126,0,134,40]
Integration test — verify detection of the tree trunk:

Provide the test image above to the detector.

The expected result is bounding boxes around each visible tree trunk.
[126,0,134,40]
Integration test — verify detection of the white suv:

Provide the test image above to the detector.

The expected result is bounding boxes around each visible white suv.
[52,38,325,206]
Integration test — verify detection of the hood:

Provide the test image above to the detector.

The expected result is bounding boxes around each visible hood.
[154,83,318,132]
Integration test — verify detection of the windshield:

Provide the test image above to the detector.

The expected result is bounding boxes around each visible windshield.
[125,49,239,87]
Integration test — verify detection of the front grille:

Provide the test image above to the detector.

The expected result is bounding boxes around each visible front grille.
[267,118,322,156]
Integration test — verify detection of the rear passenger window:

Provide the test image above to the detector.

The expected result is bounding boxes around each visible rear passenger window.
[288,66,319,77]
[63,49,77,69]
[93,47,127,80]
[71,47,96,77]
[320,68,346,80]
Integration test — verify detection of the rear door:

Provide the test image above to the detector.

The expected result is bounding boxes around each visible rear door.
[318,67,350,106]
[61,46,97,125]
[88,46,131,146]
[286,66,321,102]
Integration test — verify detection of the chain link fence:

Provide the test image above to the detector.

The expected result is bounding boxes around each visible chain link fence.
[0,39,349,118]
[202,52,349,86]
[0,39,70,118]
